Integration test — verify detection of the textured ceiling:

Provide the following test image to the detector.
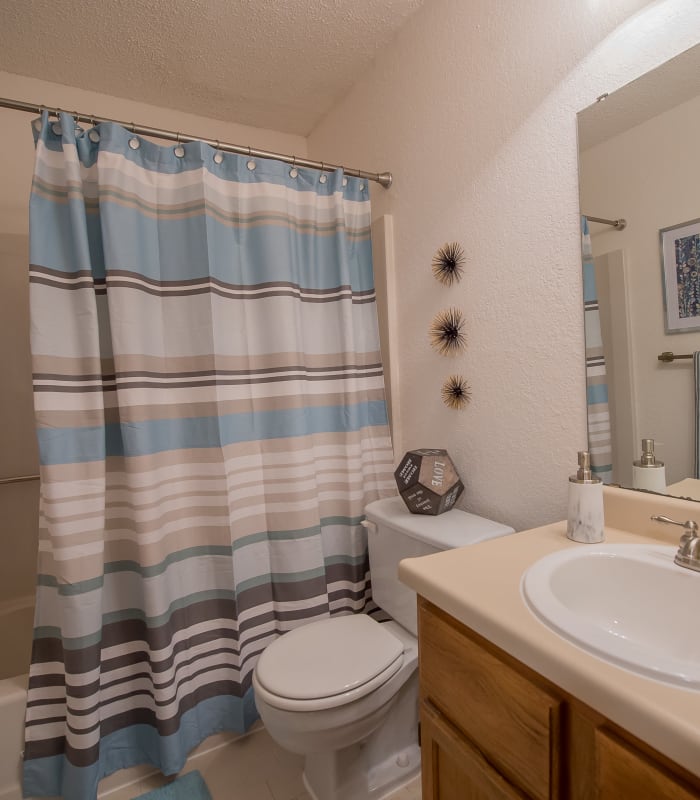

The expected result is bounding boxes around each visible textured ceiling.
[578,43,700,151]
[0,0,424,135]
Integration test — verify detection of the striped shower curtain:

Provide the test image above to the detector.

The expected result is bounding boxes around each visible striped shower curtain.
[24,111,395,800]
[582,216,613,483]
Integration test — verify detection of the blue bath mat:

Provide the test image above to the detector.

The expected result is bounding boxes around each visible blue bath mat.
[132,770,212,800]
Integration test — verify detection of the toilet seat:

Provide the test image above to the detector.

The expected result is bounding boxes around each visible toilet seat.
[254,615,404,712]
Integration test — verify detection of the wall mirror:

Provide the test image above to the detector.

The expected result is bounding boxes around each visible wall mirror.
[577,43,700,501]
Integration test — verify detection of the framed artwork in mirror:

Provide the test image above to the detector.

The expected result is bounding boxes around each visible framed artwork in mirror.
[660,217,700,334]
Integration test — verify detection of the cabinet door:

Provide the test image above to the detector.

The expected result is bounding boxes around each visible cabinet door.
[421,701,529,800]
[420,599,562,800]
[596,729,700,800]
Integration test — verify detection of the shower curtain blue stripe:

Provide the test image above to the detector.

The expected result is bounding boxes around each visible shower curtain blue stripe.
[23,694,259,799]
[36,401,389,464]
[24,111,396,800]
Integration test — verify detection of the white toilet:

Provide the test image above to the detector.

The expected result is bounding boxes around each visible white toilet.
[252,495,514,800]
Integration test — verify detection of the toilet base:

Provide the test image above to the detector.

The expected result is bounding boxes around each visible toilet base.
[302,744,420,800]
[301,671,420,800]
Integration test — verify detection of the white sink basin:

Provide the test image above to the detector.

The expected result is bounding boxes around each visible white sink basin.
[522,544,700,689]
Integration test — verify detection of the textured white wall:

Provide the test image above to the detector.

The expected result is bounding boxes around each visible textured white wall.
[308,0,700,530]
[580,93,700,485]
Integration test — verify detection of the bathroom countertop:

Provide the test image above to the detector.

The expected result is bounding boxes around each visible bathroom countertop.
[398,486,700,778]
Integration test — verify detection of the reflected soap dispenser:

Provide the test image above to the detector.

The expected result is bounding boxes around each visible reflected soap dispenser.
[567,451,604,543]
[632,438,666,493]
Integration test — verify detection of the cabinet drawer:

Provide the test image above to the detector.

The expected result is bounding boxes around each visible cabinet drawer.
[419,599,562,800]
[595,728,700,800]
[421,701,528,800]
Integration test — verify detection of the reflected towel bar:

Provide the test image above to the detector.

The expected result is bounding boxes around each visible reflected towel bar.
[0,474,40,486]
[585,215,627,230]
[658,351,693,362]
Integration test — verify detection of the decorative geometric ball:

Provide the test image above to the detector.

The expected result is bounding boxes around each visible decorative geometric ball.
[394,448,464,516]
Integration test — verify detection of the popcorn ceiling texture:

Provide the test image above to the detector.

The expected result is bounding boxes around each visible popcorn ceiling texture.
[308,0,700,531]
[0,0,424,135]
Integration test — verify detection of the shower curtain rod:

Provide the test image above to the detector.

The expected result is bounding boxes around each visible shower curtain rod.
[0,96,393,188]
[0,473,39,486]
[585,215,627,230]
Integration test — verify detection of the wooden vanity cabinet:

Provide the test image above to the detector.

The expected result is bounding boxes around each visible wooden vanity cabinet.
[418,598,700,800]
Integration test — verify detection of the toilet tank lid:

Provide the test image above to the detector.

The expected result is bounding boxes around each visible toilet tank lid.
[364,496,514,550]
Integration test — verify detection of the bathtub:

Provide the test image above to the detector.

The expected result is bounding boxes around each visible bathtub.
[0,595,34,800]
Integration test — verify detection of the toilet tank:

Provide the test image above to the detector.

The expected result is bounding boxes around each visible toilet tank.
[364,496,514,636]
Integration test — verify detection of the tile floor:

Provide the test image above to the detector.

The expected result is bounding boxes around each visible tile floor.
[101,724,421,800]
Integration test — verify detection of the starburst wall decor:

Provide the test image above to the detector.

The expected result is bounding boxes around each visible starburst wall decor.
[432,242,465,286]
[429,307,467,356]
[441,375,472,409]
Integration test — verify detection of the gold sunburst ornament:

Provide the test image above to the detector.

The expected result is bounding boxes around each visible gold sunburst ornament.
[441,375,472,409]
[432,242,465,286]
[429,307,467,356]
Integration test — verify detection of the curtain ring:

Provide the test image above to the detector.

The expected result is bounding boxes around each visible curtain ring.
[321,162,325,171]
[292,155,296,167]
[131,121,136,133]
[247,146,252,156]
[176,132,181,144]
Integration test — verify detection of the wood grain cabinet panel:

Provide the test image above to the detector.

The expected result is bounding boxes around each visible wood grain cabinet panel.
[418,598,700,800]
[595,728,700,800]
[421,700,528,800]
[419,599,561,800]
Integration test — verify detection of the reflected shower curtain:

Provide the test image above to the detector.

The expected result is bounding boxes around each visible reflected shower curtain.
[582,216,613,483]
[25,112,395,800]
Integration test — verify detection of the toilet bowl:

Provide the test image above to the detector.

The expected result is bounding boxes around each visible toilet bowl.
[253,496,514,800]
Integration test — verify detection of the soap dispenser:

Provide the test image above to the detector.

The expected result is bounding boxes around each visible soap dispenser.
[567,451,604,543]
[632,438,666,493]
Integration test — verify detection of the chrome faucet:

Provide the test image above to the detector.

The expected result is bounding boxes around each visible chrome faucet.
[651,515,700,572]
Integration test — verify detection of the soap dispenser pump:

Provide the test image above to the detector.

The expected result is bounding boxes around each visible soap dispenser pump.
[632,438,666,493]
[567,451,604,543]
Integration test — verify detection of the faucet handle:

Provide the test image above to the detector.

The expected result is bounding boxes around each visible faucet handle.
[651,515,700,572]
[650,515,699,535]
